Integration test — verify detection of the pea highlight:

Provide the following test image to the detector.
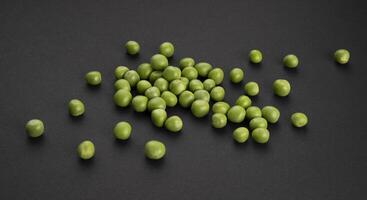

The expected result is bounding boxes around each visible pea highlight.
[249,117,268,130]
[283,54,299,68]
[132,95,148,112]
[249,49,263,64]
[161,91,177,107]
[114,89,132,107]
[291,112,308,127]
[69,99,85,116]
[25,119,44,138]
[233,127,249,143]
[179,57,195,69]
[151,109,167,127]
[145,86,161,99]
[191,100,210,118]
[246,106,262,120]
[252,128,270,144]
[150,54,168,71]
[244,81,259,96]
[194,62,212,77]
[334,49,350,64]
[182,66,198,80]
[85,71,102,86]
[159,42,175,57]
[125,40,140,55]
[211,113,227,128]
[114,66,129,79]
[163,66,181,81]
[208,68,224,85]
[123,70,140,87]
[145,140,166,160]
[212,101,230,114]
[113,121,132,140]
[273,79,291,97]
[210,86,225,101]
[147,97,166,111]
[169,80,186,95]
[165,115,183,132]
[179,90,195,108]
[227,105,246,123]
[137,63,153,80]
[262,106,280,123]
[230,68,244,83]
[114,79,131,91]
[235,95,252,109]
[77,140,95,160]
[194,89,210,102]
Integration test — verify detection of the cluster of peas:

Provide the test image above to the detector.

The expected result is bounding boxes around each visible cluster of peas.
[25,41,351,160]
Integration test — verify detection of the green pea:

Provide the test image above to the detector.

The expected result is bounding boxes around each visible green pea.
[244,81,259,96]
[114,66,129,79]
[132,95,148,112]
[249,117,268,130]
[161,91,177,107]
[85,71,102,86]
[162,66,181,81]
[210,86,225,101]
[179,90,195,108]
[137,63,153,80]
[165,115,183,132]
[189,79,204,92]
[145,86,161,99]
[180,77,189,87]
[235,95,252,108]
[212,101,230,114]
[208,68,224,85]
[252,128,270,144]
[194,62,212,77]
[151,109,167,127]
[153,78,169,92]
[246,106,262,120]
[149,71,163,83]
[123,70,140,87]
[203,79,216,92]
[114,79,131,91]
[150,54,168,71]
[230,68,244,83]
[273,79,291,97]
[233,127,249,143]
[169,80,186,95]
[283,54,299,68]
[114,89,132,107]
[136,80,152,94]
[69,99,85,116]
[211,113,227,128]
[262,106,280,123]
[113,121,132,140]
[227,105,246,123]
[179,57,195,69]
[191,100,210,118]
[125,40,140,55]
[145,140,166,160]
[182,66,198,80]
[159,42,175,57]
[291,112,308,127]
[77,140,95,160]
[25,119,44,138]
[334,49,350,64]
[194,89,210,102]
[249,49,263,64]
[148,97,166,111]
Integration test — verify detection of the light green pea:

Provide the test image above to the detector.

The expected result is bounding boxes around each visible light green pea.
[179,57,195,69]
[249,49,263,64]
[161,91,177,107]
[159,42,175,57]
[137,63,153,80]
[77,140,95,160]
[69,99,85,116]
[180,77,189,87]
[123,70,140,87]
[85,71,102,86]
[150,54,168,71]
[182,66,198,80]
[252,128,270,144]
[246,106,262,120]
[125,40,140,55]
[25,119,44,138]
[145,140,166,160]
[148,97,166,111]
[210,86,225,101]
[273,79,291,97]
[244,81,259,96]
[136,80,152,94]
[249,117,268,130]
[235,95,252,108]
[179,90,195,108]
[163,66,181,81]
[189,79,204,92]
[262,106,280,123]
[165,115,183,132]
[211,113,227,128]
[169,80,186,95]
[113,121,132,140]
[194,62,212,77]
[151,109,167,127]
[233,127,249,143]
[212,101,230,114]
[291,112,308,127]
[153,78,169,92]
[283,54,299,68]
[114,89,132,107]
[132,95,148,112]
[194,89,210,102]
[114,66,129,79]
[334,49,350,64]
[149,71,163,83]
[208,68,224,85]
[114,79,131,91]
[203,79,216,91]
[230,68,244,83]
[191,100,210,118]
[145,86,161,99]
[227,105,246,123]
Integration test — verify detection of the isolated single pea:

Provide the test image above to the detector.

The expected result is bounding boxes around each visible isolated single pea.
[145,86,161,99]
[125,40,140,55]
[137,63,153,80]
[145,140,166,160]
[151,109,167,127]
[235,95,252,108]
[114,89,132,107]
[244,81,259,96]
[262,106,280,123]
[132,95,148,112]
[153,78,169,92]
[180,77,189,87]
[194,62,212,77]
[189,79,204,92]
[203,79,216,91]
[165,115,183,132]
[252,128,270,144]
[150,54,168,71]
[249,117,268,130]
[85,71,102,86]
[114,79,131,91]
[113,121,132,140]
[227,105,246,123]
[212,101,230,114]
[124,70,140,87]
[208,68,224,85]
[211,113,227,128]
[249,49,263,64]
[149,71,163,83]
[114,66,129,79]
[283,54,299,68]
[210,86,225,101]
[191,100,210,118]
[334,49,350,64]
[246,106,262,120]
[233,127,249,143]
[69,99,85,116]
[179,57,195,69]
[77,140,95,160]
[291,112,308,127]
[182,66,198,80]
[136,80,152,94]
[169,80,186,95]
[25,119,44,138]
[179,90,195,108]
[273,79,291,97]
[230,68,244,83]
[148,97,166,111]
[163,66,181,81]
[194,89,210,102]
[159,42,175,57]
[161,91,177,107]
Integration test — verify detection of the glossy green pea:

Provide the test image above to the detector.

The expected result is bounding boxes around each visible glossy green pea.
[203,79,216,92]
[132,95,148,112]
[114,79,131,91]
[180,77,189,87]
[182,66,198,80]
[85,71,102,86]
[113,121,132,140]
[208,68,224,85]
[273,79,291,97]
[179,90,195,108]
[69,99,85,116]
[194,62,212,77]
[145,140,166,160]
[334,49,350,64]
[25,119,44,138]
[179,57,195,69]
[191,100,210,118]
[227,105,246,123]
[169,80,186,95]
[137,63,153,80]
[114,89,132,107]
[249,117,268,130]
[77,140,95,160]
[283,54,299,68]
[163,66,181,81]
[252,128,270,144]
[161,91,177,107]
[249,49,263,64]
[153,78,169,92]
[246,106,262,120]
[165,115,183,132]
[147,97,166,111]
[150,54,168,71]
[212,101,230,114]
[123,70,140,87]
[114,66,129,79]
[211,113,227,128]
[151,109,167,127]
[210,86,225,101]
[291,112,308,127]
[159,42,175,57]
[189,79,204,92]
[262,106,280,123]
[233,127,249,143]
[136,80,152,94]
[235,95,252,109]
[244,81,259,96]
[194,89,210,102]
[125,40,140,55]
[145,86,161,99]
[149,71,163,83]
[230,68,244,83]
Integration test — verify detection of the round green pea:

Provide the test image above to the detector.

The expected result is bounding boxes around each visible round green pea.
[69,99,85,116]
[114,66,129,79]
[25,119,44,138]
[125,40,140,55]
[150,54,168,71]
[233,127,249,143]
[273,79,291,97]
[153,78,169,92]
[189,79,204,92]
[235,95,252,108]
[137,63,153,80]
[227,105,246,123]
[244,81,259,96]
[145,86,161,99]
[252,128,270,144]
[169,80,186,95]
[208,68,224,85]
[151,109,167,127]
[145,140,166,160]
[132,95,148,112]
[334,49,350,64]
[211,113,227,128]
[212,101,230,114]
[113,121,132,140]
[114,79,131,91]
[246,106,262,120]
[159,42,175,57]
[179,90,195,108]
[136,80,152,94]
[203,79,216,91]
[194,62,212,77]
[283,54,299,68]
[249,49,263,64]
[210,86,225,101]
[291,112,308,127]
[123,70,140,87]
[180,77,189,87]
[182,66,198,80]
[149,71,163,83]
[262,106,280,123]
[147,97,166,111]
[230,68,244,83]
[114,89,132,107]
[249,117,268,130]
[161,91,177,107]
[85,71,102,86]
[163,66,181,81]
[191,100,210,118]
[77,140,95,160]
[194,89,210,102]
[165,115,183,132]
[179,57,195,69]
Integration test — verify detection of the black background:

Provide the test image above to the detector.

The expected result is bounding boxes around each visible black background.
[1,0,366,199]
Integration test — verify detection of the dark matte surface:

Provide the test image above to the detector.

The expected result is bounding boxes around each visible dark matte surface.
[0,0,366,199]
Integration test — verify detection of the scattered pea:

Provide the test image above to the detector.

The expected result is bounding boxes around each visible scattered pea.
[149,71,163,83]
[212,101,230,114]
[182,66,198,80]
[147,97,166,111]
[273,79,291,97]
[125,41,140,55]
[25,119,44,138]
[113,121,132,140]
[77,140,95,160]
[244,81,259,96]
[151,109,167,127]
[123,70,140,87]
[252,128,270,144]
[161,91,177,107]
[145,86,161,99]
[179,90,195,108]
[165,115,183,132]
[283,54,299,68]
[150,54,168,71]
[179,57,195,69]
[230,68,244,83]
[189,79,204,92]
[114,79,131,91]
[137,63,153,80]
[233,127,249,143]
[154,78,169,92]
[114,66,129,79]
[169,79,186,95]
[235,95,252,109]
[69,99,85,116]
[159,42,175,57]
[145,140,166,160]
[191,100,210,118]
[194,89,210,102]
[203,79,216,91]
[227,105,246,123]
[163,66,181,81]
[334,49,350,64]
[291,112,308,127]
[246,106,262,120]
[114,89,132,107]
[85,71,102,86]
[262,106,280,123]
[211,113,227,128]
[194,62,212,77]
[136,80,152,94]
[180,77,189,87]
[249,49,263,64]
[208,68,224,85]
[249,117,268,130]
[132,95,148,112]
[210,86,225,101]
